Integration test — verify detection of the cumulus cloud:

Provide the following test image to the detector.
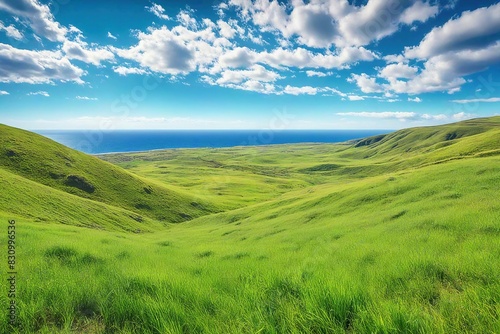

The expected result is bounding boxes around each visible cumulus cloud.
[113,66,148,76]
[0,90,9,95]
[217,47,255,68]
[379,63,418,80]
[216,65,282,84]
[356,4,500,96]
[348,73,384,93]
[283,85,318,95]
[400,1,439,25]
[0,21,23,40]
[390,41,500,94]
[62,39,114,66]
[408,97,422,102]
[405,3,500,59]
[177,9,197,28]
[146,3,170,20]
[337,0,437,47]
[107,32,117,40]
[115,27,197,75]
[0,43,85,84]
[255,46,376,70]
[228,0,438,49]
[0,0,67,42]
[27,90,49,96]
[305,70,332,77]
[217,19,236,39]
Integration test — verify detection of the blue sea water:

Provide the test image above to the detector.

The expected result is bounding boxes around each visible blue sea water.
[35,130,390,154]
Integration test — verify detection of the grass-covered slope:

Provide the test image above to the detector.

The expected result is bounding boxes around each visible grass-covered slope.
[0,124,219,224]
[0,168,165,232]
[0,117,498,333]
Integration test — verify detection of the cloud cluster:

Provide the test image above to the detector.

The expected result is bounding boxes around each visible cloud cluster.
[0,0,115,85]
[146,3,170,20]
[350,3,500,95]
[0,20,23,40]
[0,43,84,84]
[0,0,66,42]
[0,0,498,108]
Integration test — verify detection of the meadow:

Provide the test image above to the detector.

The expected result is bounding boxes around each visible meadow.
[0,117,499,333]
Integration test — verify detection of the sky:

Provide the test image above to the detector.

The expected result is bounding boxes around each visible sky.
[0,0,499,130]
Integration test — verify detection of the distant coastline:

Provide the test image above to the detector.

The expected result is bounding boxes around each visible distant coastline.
[35,130,391,154]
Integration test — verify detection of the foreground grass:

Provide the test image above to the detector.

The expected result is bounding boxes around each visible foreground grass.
[1,154,498,333]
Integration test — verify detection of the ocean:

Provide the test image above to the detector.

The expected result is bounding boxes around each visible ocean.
[35,130,390,154]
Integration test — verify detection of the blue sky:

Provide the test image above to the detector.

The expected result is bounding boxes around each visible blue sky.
[0,0,499,130]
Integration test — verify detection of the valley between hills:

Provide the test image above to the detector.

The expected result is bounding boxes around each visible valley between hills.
[0,116,499,333]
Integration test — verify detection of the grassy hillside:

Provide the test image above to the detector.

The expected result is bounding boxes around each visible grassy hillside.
[0,117,498,333]
[0,124,219,225]
[0,168,164,232]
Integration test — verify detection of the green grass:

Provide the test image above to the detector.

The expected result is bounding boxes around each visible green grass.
[0,124,219,224]
[0,117,499,333]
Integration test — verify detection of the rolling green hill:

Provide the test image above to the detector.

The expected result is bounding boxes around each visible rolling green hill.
[0,117,498,333]
[0,124,219,227]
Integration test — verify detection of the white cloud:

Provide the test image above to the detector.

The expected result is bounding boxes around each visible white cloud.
[337,112,417,120]
[115,20,229,76]
[368,4,500,96]
[0,0,67,42]
[0,90,9,95]
[76,96,98,101]
[305,70,332,77]
[62,39,114,66]
[283,85,318,95]
[115,26,197,75]
[228,0,438,49]
[0,43,85,84]
[217,47,256,68]
[287,4,338,48]
[216,65,281,84]
[400,1,439,25]
[347,95,364,101]
[338,0,436,47]
[379,63,418,80]
[146,3,170,20]
[408,97,422,102]
[452,112,475,120]
[0,21,23,40]
[256,46,376,70]
[28,91,49,97]
[348,73,384,93]
[406,3,500,59]
[384,54,407,64]
[217,19,236,39]
[107,32,117,40]
[388,41,500,94]
[421,113,447,120]
[451,97,500,104]
[113,66,148,76]
[177,9,197,29]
